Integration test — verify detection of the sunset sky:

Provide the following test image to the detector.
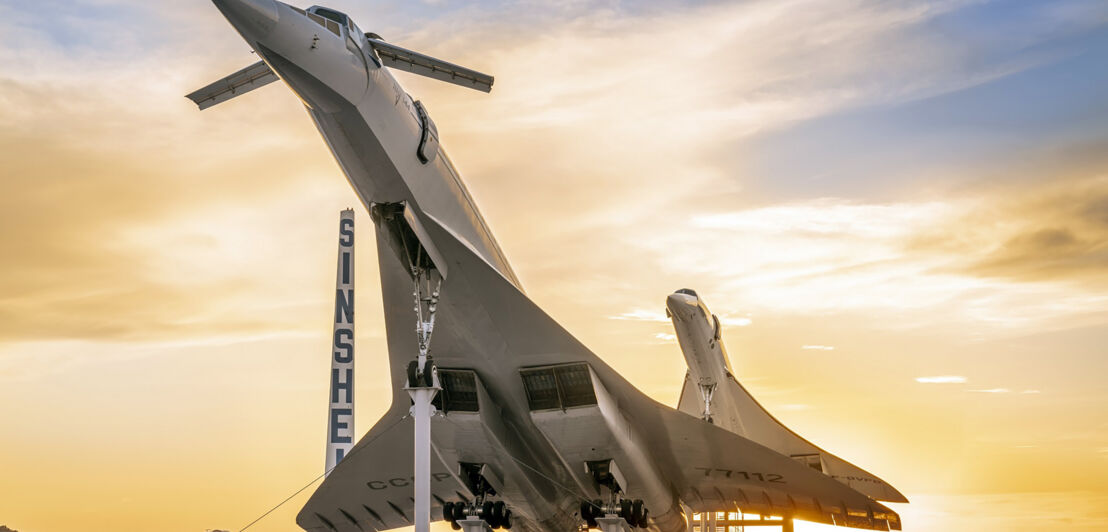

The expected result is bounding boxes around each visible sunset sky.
[1,0,1107,531]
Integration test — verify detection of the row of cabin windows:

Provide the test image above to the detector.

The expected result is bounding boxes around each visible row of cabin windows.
[429,363,599,414]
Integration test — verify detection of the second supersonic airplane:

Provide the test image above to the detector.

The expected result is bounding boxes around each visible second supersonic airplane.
[188,2,908,531]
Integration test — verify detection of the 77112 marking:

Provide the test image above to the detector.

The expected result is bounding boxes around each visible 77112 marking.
[695,468,785,483]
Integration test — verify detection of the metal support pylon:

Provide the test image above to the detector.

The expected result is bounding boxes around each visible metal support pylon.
[406,377,440,532]
[596,515,632,532]
[458,516,492,532]
[695,512,795,532]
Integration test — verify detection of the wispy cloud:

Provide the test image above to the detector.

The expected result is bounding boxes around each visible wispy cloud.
[719,316,753,327]
[916,376,968,384]
[654,332,676,341]
[610,309,670,323]
[910,176,1108,288]
[802,344,835,351]
[610,310,749,327]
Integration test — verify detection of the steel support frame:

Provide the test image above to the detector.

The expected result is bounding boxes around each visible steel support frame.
[695,514,795,532]
[596,515,633,532]
[458,515,492,532]
[406,380,440,532]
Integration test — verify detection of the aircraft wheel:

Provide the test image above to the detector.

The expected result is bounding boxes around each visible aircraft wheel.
[581,500,597,528]
[407,360,419,387]
[452,502,466,522]
[423,357,436,387]
[502,509,513,529]
[638,508,649,529]
[631,500,644,527]
[443,502,456,523]
[481,500,494,524]
[491,501,506,529]
[619,500,633,522]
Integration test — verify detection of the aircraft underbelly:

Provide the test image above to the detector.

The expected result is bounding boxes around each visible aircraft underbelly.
[321,94,516,286]
[430,400,578,531]
[528,368,687,532]
[368,216,588,532]
[262,42,517,287]
[367,207,693,532]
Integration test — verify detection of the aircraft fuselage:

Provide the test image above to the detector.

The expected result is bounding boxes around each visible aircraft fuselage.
[211,1,686,531]
[666,290,747,434]
[204,3,904,532]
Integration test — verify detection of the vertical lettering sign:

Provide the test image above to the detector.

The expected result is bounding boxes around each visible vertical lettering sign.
[327,209,355,473]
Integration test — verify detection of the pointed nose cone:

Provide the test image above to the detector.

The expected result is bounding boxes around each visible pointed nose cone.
[213,0,279,42]
[666,291,698,319]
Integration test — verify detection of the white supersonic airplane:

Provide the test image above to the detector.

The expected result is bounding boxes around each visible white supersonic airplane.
[188,1,908,531]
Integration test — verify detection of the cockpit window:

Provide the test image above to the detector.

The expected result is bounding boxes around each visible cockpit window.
[675,288,698,298]
[304,7,343,36]
[311,7,348,26]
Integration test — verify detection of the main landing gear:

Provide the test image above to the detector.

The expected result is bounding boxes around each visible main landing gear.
[580,499,648,529]
[442,500,513,530]
[443,463,513,531]
[581,460,650,531]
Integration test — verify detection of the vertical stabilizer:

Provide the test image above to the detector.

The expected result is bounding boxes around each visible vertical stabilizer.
[326,209,356,473]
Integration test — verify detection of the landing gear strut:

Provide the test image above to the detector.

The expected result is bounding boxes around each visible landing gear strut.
[697,381,716,424]
[581,460,649,530]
